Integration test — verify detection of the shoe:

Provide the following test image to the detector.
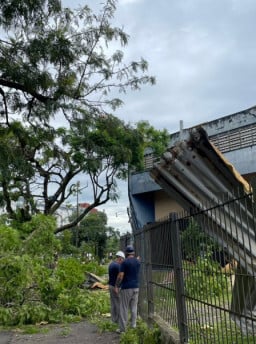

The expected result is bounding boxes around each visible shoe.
[116,329,124,334]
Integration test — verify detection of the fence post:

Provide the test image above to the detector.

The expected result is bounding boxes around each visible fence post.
[145,227,154,322]
[171,214,188,343]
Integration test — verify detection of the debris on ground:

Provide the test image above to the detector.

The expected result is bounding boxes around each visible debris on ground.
[83,272,109,290]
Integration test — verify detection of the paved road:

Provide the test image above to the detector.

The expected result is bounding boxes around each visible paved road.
[0,321,120,344]
[0,331,12,344]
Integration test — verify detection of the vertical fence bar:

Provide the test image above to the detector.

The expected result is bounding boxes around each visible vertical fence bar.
[146,227,154,322]
[135,229,147,320]
[171,214,189,343]
[134,190,256,343]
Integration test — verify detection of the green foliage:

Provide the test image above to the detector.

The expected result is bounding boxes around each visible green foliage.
[69,115,145,179]
[57,290,110,319]
[15,303,51,325]
[184,257,228,301]
[18,213,56,237]
[84,261,107,276]
[22,215,61,260]
[0,214,114,327]
[0,307,16,326]
[0,0,62,28]
[74,212,108,256]
[59,230,79,255]
[55,257,85,290]
[120,319,162,344]
[10,325,49,335]
[181,219,214,261]
[19,325,50,335]
[36,269,62,307]
[0,225,21,253]
[105,229,120,255]
[59,326,71,336]
[189,320,256,344]
[136,121,170,160]
[181,219,228,301]
[0,0,155,232]
[94,318,117,333]
[0,254,35,306]
[71,210,120,262]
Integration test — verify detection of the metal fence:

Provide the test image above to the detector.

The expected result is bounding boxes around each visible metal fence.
[134,190,256,344]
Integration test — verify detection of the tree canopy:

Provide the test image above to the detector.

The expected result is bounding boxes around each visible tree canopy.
[0,0,168,233]
[71,210,117,261]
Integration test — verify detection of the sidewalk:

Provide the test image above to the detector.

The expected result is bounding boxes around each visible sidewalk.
[0,321,120,344]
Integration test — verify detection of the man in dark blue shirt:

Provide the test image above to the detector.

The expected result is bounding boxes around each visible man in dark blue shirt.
[115,245,140,333]
[108,251,125,324]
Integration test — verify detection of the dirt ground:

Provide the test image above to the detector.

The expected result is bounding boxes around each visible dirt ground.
[0,320,120,344]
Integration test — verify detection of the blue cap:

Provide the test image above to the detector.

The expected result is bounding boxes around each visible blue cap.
[125,245,135,254]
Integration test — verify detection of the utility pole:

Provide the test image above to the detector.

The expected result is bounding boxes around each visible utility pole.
[75,181,88,247]
[76,181,80,248]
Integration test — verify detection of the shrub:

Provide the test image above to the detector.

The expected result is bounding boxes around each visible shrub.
[184,256,228,301]
[0,214,111,326]
[120,319,162,344]
[0,225,21,253]
[0,254,35,306]
[84,261,107,276]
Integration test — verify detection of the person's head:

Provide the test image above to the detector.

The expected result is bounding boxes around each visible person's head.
[125,245,135,257]
[115,250,125,263]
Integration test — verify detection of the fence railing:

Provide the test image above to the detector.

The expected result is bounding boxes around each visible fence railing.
[134,191,256,344]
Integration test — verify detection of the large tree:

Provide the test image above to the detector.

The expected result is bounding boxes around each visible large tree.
[72,211,112,261]
[0,0,168,233]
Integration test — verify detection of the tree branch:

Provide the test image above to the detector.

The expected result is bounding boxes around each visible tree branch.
[0,78,53,103]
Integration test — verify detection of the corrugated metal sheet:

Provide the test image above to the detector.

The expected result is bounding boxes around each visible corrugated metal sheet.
[150,126,256,332]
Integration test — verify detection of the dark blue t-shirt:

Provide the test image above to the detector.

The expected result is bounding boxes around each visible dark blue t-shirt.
[120,257,140,289]
[108,261,120,287]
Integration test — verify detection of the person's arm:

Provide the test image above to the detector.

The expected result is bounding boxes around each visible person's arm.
[114,271,124,293]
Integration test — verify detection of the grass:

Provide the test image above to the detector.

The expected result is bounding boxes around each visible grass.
[12,325,50,335]
[188,321,256,344]
[148,266,254,344]
[91,316,118,333]
[59,326,71,336]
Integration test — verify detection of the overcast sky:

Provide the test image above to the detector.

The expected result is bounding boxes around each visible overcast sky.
[66,0,256,233]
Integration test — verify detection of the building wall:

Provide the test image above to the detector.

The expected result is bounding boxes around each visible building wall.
[129,192,156,229]
[154,190,183,220]
[225,146,256,176]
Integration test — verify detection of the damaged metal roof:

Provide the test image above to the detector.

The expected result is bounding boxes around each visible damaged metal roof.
[150,126,255,272]
[150,126,256,332]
